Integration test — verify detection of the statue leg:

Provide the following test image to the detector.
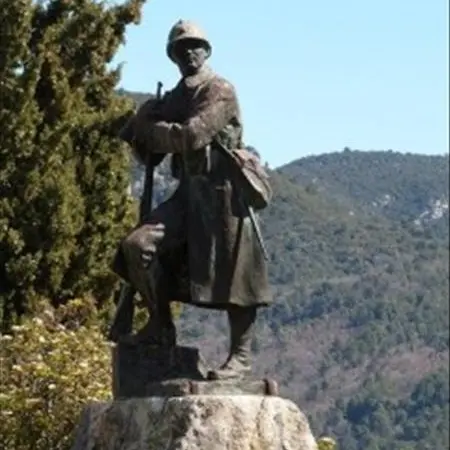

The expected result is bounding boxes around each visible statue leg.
[119,188,186,346]
[121,223,176,347]
[208,306,257,380]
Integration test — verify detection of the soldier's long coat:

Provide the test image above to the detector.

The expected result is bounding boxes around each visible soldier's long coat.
[119,66,272,309]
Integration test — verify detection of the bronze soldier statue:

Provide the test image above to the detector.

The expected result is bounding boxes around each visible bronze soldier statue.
[112,19,273,380]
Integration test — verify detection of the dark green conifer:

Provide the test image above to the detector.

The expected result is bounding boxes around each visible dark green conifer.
[0,0,147,329]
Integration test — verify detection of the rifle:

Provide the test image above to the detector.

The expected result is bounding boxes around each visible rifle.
[108,82,163,343]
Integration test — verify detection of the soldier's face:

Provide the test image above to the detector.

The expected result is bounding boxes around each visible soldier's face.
[172,39,209,75]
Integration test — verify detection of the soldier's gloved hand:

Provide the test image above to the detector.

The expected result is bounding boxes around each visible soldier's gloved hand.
[135,99,163,124]
[133,99,163,142]
[140,223,165,268]
[145,121,186,154]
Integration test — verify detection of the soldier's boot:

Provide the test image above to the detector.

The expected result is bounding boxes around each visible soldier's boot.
[207,306,257,380]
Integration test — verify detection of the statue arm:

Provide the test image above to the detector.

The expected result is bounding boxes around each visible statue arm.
[147,80,238,154]
[119,97,167,164]
[119,96,167,141]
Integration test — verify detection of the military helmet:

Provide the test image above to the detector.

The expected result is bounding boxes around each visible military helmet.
[166,20,212,61]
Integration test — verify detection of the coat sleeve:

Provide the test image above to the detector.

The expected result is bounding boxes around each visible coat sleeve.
[148,79,238,154]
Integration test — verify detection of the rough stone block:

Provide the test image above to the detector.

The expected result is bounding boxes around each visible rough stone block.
[71,395,319,450]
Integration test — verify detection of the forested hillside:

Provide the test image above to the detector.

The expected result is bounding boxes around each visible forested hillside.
[280,149,449,236]
[122,90,449,449]
[175,170,448,450]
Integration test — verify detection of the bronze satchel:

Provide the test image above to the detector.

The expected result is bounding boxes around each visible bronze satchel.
[213,140,272,211]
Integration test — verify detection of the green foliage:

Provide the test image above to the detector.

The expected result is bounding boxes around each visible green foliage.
[0,0,147,329]
[320,368,449,450]
[0,297,112,450]
[318,437,338,450]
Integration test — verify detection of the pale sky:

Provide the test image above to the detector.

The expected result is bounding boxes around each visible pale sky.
[113,0,449,168]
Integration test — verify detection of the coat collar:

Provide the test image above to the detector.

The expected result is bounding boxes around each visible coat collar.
[179,65,215,89]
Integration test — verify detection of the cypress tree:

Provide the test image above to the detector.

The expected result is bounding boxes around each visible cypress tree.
[0,0,146,329]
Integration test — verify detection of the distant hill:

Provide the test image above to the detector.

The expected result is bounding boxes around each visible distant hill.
[120,88,449,450]
[279,149,449,235]
[117,88,154,106]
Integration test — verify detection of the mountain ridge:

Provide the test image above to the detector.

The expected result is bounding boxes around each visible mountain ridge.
[278,148,449,227]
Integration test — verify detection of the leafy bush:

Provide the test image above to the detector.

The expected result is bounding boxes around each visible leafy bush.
[318,437,337,450]
[0,298,112,450]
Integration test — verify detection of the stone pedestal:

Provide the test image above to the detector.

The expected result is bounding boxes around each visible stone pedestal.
[131,378,279,397]
[112,344,209,399]
[72,343,316,448]
[71,396,319,450]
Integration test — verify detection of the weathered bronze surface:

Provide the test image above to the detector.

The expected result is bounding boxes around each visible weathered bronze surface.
[111,19,273,382]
